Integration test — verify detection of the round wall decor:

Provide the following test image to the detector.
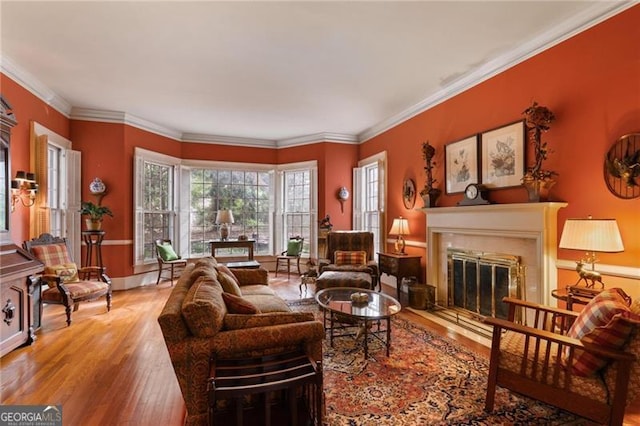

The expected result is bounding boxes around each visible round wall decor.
[604,133,640,199]
[403,179,416,209]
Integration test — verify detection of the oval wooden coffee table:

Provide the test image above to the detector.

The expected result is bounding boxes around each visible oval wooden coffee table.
[315,287,401,359]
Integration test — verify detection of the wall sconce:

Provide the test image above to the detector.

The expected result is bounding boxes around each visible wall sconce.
[389,216,410,255]
[559,216,624,287]
[215,209,234,241]
[10,171,38,211]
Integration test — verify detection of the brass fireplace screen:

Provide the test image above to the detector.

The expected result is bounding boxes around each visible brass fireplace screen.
[447,249,523,320]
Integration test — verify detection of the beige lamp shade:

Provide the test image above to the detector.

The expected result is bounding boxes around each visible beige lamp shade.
[389,217,410,236]
[559,218,624,253]
[389,217,410,255]
[215,209,234,224]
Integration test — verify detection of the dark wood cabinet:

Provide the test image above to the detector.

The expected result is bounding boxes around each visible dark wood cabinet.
[0,243,43,357]
[377,253,422,300]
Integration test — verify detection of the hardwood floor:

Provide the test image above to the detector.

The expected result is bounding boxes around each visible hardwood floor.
[1,274,638,425]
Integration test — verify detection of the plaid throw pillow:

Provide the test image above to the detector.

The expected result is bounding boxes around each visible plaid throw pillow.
[565,288,636,376]
[44,263,80,287]
[334,250,367,266]
[31,243,72,266]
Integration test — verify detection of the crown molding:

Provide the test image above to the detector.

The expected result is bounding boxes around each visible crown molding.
[3,1,635,147]
[1,55,72,116]
[181,133,276,148]
[358,1,636,142]
[277,132,359,148]
[70,108,183,141]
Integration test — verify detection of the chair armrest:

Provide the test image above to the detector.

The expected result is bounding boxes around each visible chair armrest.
[501,296,579,319]
[484,316,636,362]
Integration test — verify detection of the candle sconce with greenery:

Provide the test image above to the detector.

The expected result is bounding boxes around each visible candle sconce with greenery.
[521,101,557,202]
[420,141,441,207]
[80,201,113,231]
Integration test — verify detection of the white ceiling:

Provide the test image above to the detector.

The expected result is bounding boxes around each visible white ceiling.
[0,1,633,145]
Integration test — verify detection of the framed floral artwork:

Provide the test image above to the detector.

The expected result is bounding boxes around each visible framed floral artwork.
[480,120,525,189]
[445,135,479,194]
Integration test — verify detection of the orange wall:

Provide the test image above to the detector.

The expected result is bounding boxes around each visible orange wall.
[361,5,640,272]
[1,74,70,242]
[3,5,639,286]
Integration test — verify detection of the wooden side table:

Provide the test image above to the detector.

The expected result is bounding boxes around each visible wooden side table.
[82,230,106,269]
[551,285,603,310]
[377,252,422,300]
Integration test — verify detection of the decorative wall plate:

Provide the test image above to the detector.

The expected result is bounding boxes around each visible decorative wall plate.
[403,179,416,209]
[604,133,640,199]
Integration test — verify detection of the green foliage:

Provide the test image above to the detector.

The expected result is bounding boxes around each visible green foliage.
[80,201,113,220]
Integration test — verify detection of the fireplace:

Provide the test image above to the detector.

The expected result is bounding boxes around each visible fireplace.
[448,249,523,320]
[419,202,567,338]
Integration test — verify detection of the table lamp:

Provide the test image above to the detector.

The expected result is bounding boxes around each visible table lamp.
[389,217,410,255]
[215,209,234,241]
[559,216,624,287]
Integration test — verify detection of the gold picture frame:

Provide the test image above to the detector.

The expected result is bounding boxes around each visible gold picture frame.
[480,120,525,189]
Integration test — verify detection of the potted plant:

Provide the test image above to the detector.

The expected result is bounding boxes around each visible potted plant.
[521,102,557,201]
[80,201,113,231]
[420,141,441,207]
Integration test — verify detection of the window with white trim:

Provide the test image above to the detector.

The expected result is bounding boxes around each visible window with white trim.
[189,168,272,257]
[354,152,386,256]
[282,168,312,255]
[47,144,64,238]
[134,148,179,265]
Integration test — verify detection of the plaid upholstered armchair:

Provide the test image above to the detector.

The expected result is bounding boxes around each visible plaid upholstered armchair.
[319,231,379,290]
[484,289,640,425]
[24,233,112,326]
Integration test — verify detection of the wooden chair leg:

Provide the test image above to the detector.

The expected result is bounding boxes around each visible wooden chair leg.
[106,292,112,311]
[296,257,301,275]
[275,259,280,277]
[156,263,163,285]
[64,305,72,326]
[287,259,291,279]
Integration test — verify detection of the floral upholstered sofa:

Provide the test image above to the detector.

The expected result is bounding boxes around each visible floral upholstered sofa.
[158,257,324,425]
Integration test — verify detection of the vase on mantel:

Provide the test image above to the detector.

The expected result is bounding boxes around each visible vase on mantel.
[421,188,442,208]
[522,176,556,202]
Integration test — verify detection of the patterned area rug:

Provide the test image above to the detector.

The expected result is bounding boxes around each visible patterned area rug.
[288,299,585,426]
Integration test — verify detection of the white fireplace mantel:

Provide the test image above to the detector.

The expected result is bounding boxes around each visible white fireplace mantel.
[421,202,567,307]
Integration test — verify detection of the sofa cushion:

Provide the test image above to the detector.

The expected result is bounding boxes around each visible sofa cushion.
[190,262,218,283]
[181,277,226,337]
[221,292,261,314]
[499,329,609,402]
[243,294,291,313]
[215,265,241,285]
[217,271,243,296]
[240,284,277,296]
[566,288,634,376]
[334,250,367,266]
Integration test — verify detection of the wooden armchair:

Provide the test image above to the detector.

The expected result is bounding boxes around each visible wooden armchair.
[484,294,640,425]
[24,233,112,326]
[275,236,304,278]
[319,231,379,290]
[155,239,187,285]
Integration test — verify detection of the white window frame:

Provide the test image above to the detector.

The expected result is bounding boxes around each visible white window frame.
[353,151,386,257]
[183,160,275,258]
[33,122,81,261]
[276,161,317,257]
[133,148,181,267]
